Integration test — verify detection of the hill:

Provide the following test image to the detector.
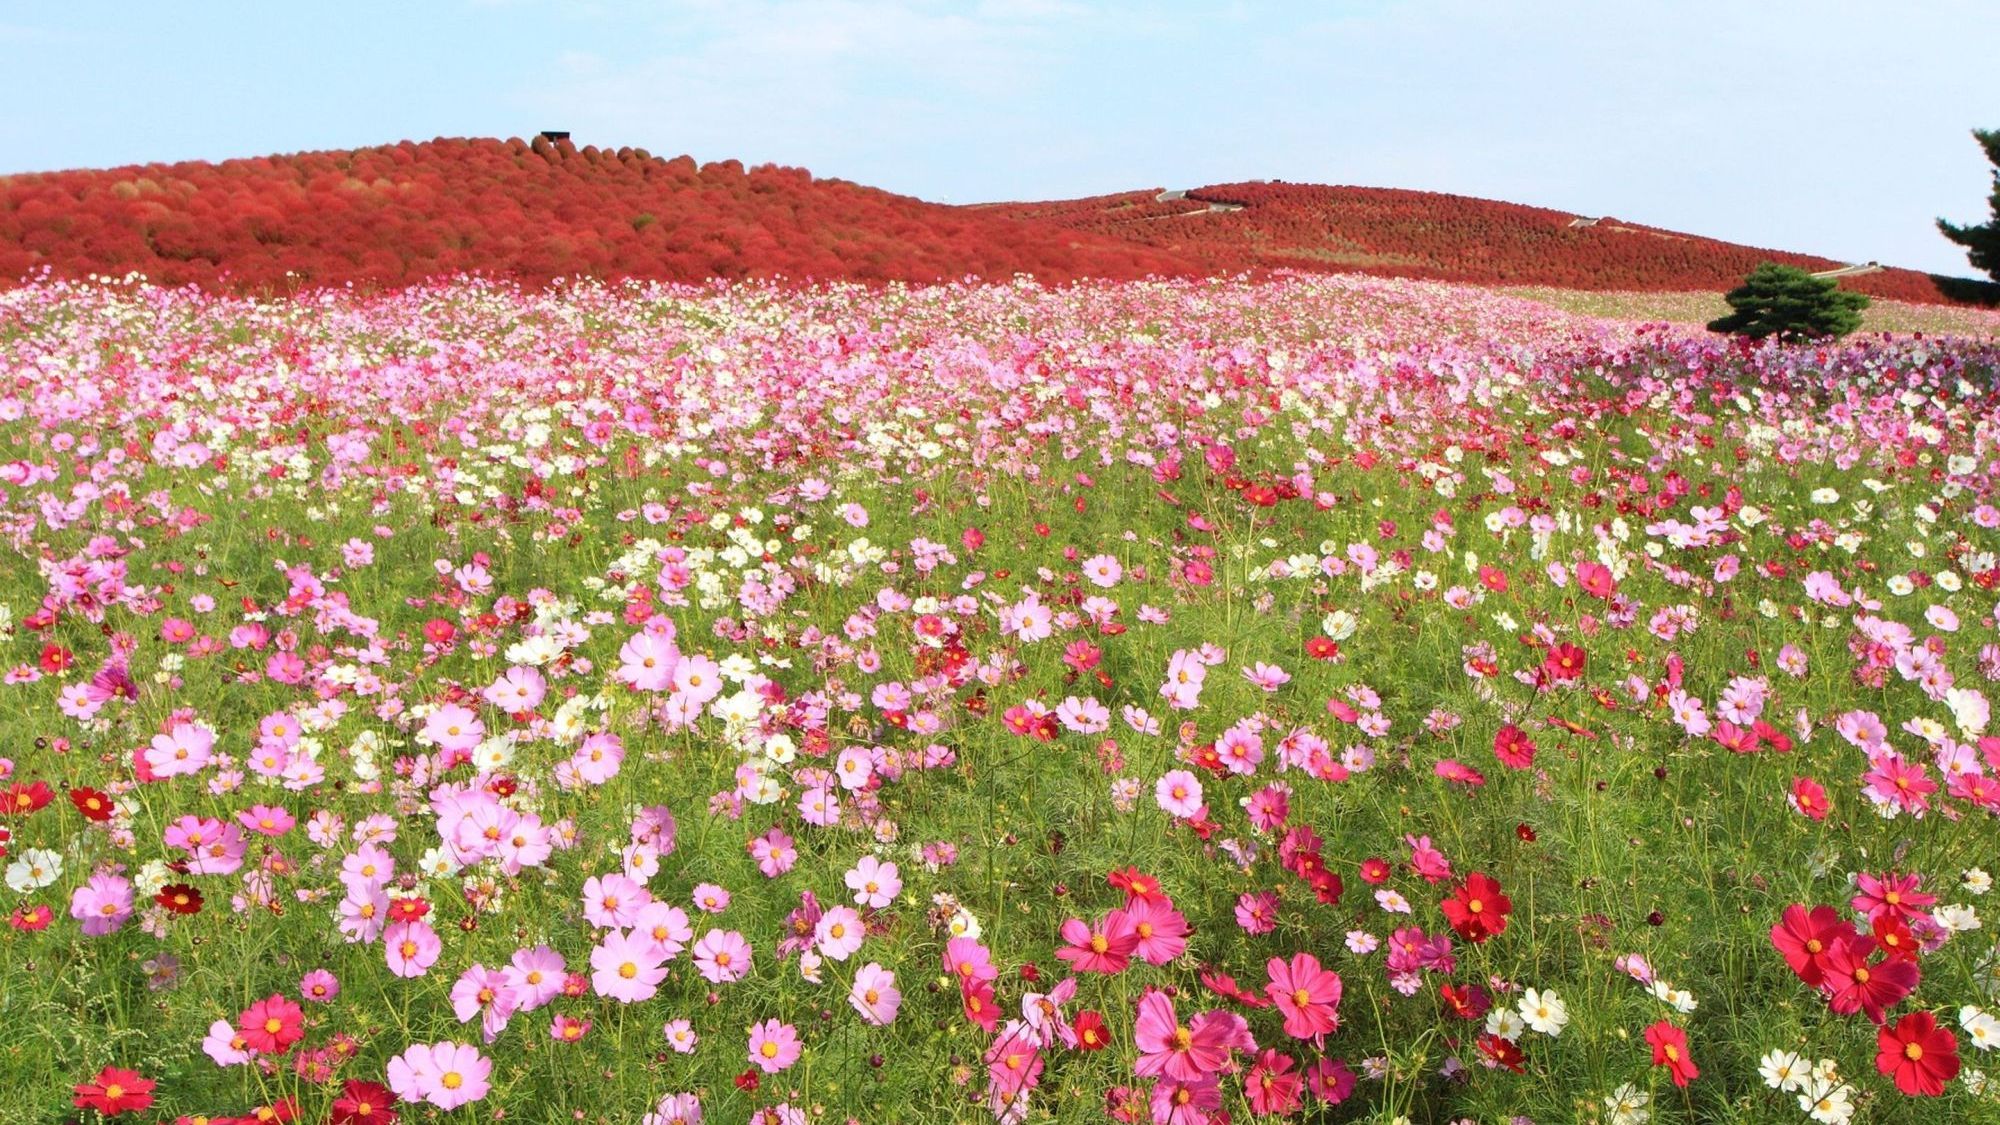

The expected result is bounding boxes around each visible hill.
[0,136,1186,290]
[988,182,1981,305]
[1,137,1993,304]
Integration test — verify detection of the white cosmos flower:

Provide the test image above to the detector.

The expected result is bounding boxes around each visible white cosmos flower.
[4,848,62,892]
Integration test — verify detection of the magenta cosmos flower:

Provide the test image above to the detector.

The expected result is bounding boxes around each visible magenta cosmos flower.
[386,1041,491,1111]
[1133,990,1252,1082]
[747,1019,802,1073]
[1265,952,1342,1042]
[69,872,134,936]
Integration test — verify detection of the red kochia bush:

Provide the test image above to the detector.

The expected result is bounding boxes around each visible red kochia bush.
[0,140,1975,303]
[0,137,1192,292]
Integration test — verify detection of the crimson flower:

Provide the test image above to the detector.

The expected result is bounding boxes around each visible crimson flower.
[73,1066,155,1116]
[1492,724,1537,770]
[1769,903,1854,987]
[238,993,306,1054]
[1439,871,1511,943]
[1877,1010,1960,1096]
[1822,937,1919,1024]
[1644,1021,1698,1087]
[330,1079,399,1124]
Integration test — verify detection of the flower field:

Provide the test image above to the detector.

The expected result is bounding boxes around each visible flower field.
[4,271,2000,1124]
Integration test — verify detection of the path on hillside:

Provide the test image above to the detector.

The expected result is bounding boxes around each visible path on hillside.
[1810,262,1883,279]
[1149,189,1245,218]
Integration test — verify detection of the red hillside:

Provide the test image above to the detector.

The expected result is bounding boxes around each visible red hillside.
[0,137,1989,304]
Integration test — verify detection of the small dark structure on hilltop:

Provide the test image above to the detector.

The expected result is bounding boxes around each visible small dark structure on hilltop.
[539,131,570,143]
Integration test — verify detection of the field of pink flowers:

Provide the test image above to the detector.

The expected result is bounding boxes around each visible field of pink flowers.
[3,272,2000,1124]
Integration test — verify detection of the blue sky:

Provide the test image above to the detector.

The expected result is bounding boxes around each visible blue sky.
[3,0,1995,276]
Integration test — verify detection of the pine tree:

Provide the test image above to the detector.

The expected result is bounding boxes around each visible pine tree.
[1706,263,1869,341]
[1938,128,2000,282]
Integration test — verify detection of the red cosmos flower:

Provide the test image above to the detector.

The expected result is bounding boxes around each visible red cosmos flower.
[330,1079,398,1124]
[1770,903,1854,987]
[733,1069,760,1093]
[2,780,54,816]
[1877,1010,1960,1096]
[238,994,306,1054]
[1440,982,1492,1021]
[1358,858,1391,885]
[1543,643,1587,681]
[69,787,115,822]
[1872,915,1921,963]
[1073,1009,1112,1051]
[1477,565,1509,593]
[1789,777,1831,821]
[1439,872,1512,944]
[1197,966,1272,1009]
[1304,636,1340,661]
[1492,724,1537,770]
[386,896,430,923]
[1644,1021,1699,1087]
[40,643,74,675]
[73,1066,155,1116]
[1106,867,1166,905]
[1823,937,1919,1024]
[10,903,53,931]
[1476,1032,1525,1073]
[155,884,204,915]
[961,978,1001,1032]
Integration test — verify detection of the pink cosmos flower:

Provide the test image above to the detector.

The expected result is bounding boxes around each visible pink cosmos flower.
[747,1019,802,1073]
[1265,952,1342,1042]
[1235,891,1279,935]
[422,704,484,753]
[944,937,997,985]
[550,1014,591,1043]
[581,873,649,928]
[1853,872,1935,925]
[1126,898,1191,966]
[144,721,214,778]
[750,828,797,878]
[238,804,295,837]
[849,962,901,1025]
[692,929,752,983]
[1133,990,1252,1082]
[299,969,340,1004]
[1081,554,1123,588]
[505,946,567,1010]
[591,929,669,1003]
[844,855,902,909]
[1242,662,1291,692]
[616,627,680,691]
[1155,770,1204,818]
[386,1041,491,1111]
[632,901,694,960]
[814,905,865,961]
[385,920,443,978]
[450,964,519,1043]
[483,665,547,712]
[1056,910,1138,974]
[69,872,133,936]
